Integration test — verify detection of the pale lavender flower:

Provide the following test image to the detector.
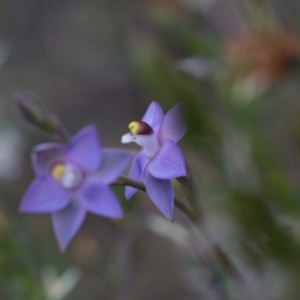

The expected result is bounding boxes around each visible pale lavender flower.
[121,102,186,220]
[20,125,133,251]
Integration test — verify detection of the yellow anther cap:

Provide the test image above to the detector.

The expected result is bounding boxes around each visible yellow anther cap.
[128,121,153,135]
[51,164,65,180]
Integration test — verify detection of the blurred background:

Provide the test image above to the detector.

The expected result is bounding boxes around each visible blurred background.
[2,0,300,299]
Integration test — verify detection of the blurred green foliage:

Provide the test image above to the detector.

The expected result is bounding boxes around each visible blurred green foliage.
[0,212,46,300]
[2,0,300,299]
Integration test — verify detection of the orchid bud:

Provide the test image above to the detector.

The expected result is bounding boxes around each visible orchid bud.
[12,91,69,141]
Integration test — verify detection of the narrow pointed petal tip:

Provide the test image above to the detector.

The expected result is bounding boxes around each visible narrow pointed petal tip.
[148,139,186,179]
[125,185,138,200]
[143,170,174,220]
[142,101,164,135]
[52,199,86,252]
[96,148,135,184]
[65,124,101,173]
[78,178,123,219]
[159,102,186,143]
[19,176,71,213]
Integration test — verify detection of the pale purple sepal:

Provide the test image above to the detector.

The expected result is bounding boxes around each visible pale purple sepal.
[143,169,174,220]
[32,143,63,176]
[52,198,86,252]
[148,139,186,179]
[159,102,186,143]
[64,125,101,173]
[95,149,135,184]
[125,151,150,199]
[78,178,123,219]
[19,176,71,213]
[142,101,163,136]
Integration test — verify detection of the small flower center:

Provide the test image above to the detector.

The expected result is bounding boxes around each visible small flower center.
[51,163,83,189]
[122,121,160,158]
[128,121,153,135]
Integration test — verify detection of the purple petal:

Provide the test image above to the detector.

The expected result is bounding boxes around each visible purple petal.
[31,143,63,176]
[159,102,186,143]
[64,125,101,173]
[95,148,135,184]
[148,139,186,179]
[52,198,86,252]
[19,176,71,213]
[143,169,174,220]
[125,151,150,199]
[142,101,163,136]
[78,178,123,219]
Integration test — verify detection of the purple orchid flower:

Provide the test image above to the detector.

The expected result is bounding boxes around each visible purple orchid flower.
[20,125,133,251]
[121,101,186,220]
